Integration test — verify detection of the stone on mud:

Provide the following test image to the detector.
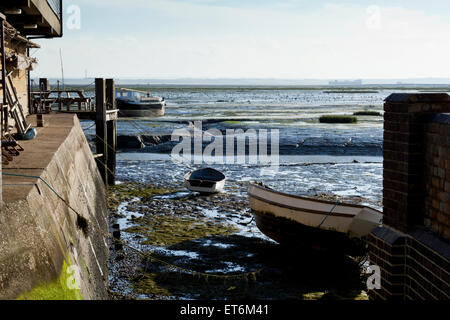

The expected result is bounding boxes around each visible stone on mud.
[117,135,145,150]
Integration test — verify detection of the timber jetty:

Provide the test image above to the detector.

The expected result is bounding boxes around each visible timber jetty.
[0,1,111,300]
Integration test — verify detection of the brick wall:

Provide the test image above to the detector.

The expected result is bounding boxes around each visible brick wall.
[424,114,450,240]
[368,93,450,300]
[382,94,450,232]
[368,227,450,300]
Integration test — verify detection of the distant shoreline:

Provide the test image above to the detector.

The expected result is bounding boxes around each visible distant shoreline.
[30,77,450,87]
[31,83,450,92]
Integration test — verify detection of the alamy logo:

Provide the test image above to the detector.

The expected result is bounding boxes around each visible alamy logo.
[171,121,280,176]
[366,265,381,290]
[366,5,382,30]
[66,265,82,290]
[67,5,81,30]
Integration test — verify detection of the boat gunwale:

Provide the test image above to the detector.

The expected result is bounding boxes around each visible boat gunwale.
[116,87,152,95]
[118,105,166,110]
[249,183,382,213]
[249,192,356,218]
[116,100,166,106]
[187,178,225,183]
[185,168,226,183]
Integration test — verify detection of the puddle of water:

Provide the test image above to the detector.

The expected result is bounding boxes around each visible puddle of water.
[202,239,235,249]
[116,198,143,230]
[205,262,247,274]
[151,247,200,260]
[153,191,191,200]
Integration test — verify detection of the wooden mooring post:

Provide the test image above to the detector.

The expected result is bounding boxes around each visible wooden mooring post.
[106,79,117,186]
[95,78,117,187]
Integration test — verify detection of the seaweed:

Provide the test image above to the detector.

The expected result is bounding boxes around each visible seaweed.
[319,115,358,124]
[353,111,382,116]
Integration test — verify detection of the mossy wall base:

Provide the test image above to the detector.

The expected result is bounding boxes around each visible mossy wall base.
[17,261,82,300]
[0,114,109,300]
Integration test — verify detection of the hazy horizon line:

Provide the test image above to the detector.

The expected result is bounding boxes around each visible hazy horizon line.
[31,77,450,86]
[32,76,450,80]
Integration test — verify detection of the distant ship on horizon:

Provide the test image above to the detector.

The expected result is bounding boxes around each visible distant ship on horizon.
[329,79,363,86]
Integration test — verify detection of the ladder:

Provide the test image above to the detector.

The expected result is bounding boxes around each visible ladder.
[4,72,31,135]
[0,73,28,165]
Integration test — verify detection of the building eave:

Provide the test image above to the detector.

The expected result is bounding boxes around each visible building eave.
[0,0,62,38]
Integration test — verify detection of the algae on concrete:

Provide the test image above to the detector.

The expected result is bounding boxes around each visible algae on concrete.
[17,261,82,301]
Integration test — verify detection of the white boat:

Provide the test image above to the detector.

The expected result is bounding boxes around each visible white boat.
[116,88,165,117]
[184,168,226,194]
[248,183,383,254]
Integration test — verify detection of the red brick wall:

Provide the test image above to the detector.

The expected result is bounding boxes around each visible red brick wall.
[369,228,450,300]
[383,94,450,232]
[368,94,450,300]
[424,115,450,240]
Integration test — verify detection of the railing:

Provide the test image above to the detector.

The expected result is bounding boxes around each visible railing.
[47,0,63,21]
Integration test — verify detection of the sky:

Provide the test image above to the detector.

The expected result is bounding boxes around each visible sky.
[32,0,450,80]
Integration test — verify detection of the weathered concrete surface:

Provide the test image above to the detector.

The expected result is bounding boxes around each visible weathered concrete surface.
[0,114,109,300]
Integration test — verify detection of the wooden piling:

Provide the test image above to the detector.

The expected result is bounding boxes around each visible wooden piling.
[106,79,116,186]
[57,80,62,111]
[36,114,44,127]
[1,14,5,207]
[95,78,108,185]
[1,16,8,135]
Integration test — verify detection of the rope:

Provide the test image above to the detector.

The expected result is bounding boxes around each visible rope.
[117,109,153,136]
[317,201,340,228]
[81,122,97,131]
[71,81,96,92]
[84,111,163,180]
[2,173,81,217]
[241,216,254,226]
[56,81,95,92]
[94,154,117,179]
[1,172,263,281]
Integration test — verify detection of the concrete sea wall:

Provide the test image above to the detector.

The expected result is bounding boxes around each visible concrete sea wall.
[0,114,109,300]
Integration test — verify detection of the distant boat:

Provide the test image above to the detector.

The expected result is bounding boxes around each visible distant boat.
[185,168,226,194]
[248,183,383,254]
[116,88,165,117]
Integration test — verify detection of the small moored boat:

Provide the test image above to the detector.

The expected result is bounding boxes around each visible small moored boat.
[248,183,383,254]
[185,168,226,194]
[116,88,165,118]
